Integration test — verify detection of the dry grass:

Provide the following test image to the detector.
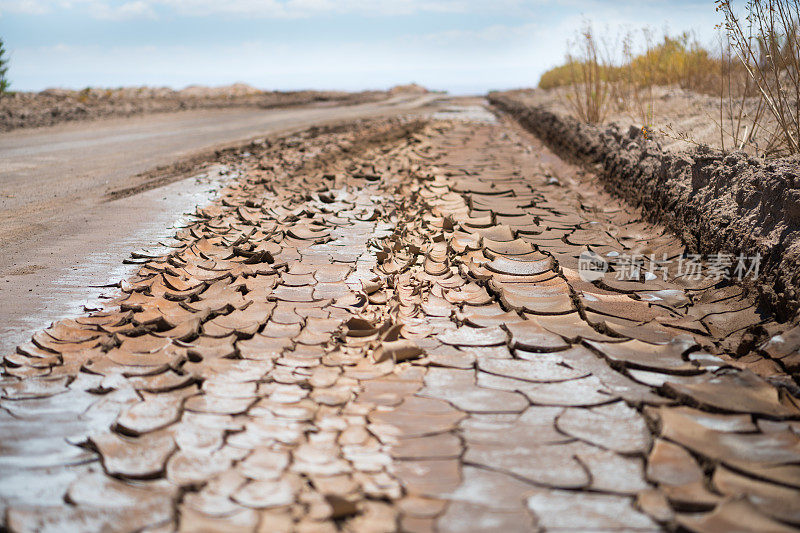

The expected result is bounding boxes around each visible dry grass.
[561,24,614,123]
[540,26,723,128]
[540,31,721,95]
[539,1,800,157]
[717,0,800,155]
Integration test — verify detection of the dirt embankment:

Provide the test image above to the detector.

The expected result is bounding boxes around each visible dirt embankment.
[0,83,392,132]
[490,91,800,321]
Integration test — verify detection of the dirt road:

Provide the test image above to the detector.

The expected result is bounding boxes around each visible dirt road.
[0,94,437,248]
[0,94,441,354]
[2,107,799,532]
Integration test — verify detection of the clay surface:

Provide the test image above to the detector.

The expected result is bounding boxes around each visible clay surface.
[491,92,800,321]
[2,104,800,532]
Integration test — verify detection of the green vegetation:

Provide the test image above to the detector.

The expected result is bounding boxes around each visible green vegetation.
[0,38,10,94]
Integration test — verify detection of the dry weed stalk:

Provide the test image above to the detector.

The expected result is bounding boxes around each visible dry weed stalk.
[563,24,613,123]
[623,29,659,135]
[717,0,800,155]
[540,2,799,157]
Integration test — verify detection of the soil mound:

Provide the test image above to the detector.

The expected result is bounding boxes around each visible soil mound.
[389,83,429,95]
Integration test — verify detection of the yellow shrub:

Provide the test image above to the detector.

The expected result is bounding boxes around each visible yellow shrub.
[628,33,722,94]
[538,31,724,96]
[538,63,579,90]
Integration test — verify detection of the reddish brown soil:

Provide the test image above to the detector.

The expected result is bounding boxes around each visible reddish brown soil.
[491,91,800,323]
[2,109,800,532]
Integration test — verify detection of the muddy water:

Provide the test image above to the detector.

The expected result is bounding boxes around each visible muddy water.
[0,165,234,355]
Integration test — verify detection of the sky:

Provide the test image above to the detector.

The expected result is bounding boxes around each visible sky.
[0,0,727,94]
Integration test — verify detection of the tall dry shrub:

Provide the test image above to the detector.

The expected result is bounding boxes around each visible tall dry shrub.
[563,24,614,123]
[717,0,800,155]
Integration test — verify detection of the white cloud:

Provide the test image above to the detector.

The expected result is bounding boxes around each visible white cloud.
[1,0,533,18]
[153,0,530,18]
[0,0,51,15]
[412,22,541,47]
[1,0,156,18]
[93,1,155,19]
[3,0,726,93]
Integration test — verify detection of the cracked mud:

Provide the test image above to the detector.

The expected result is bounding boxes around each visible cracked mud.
[2,108,800,532]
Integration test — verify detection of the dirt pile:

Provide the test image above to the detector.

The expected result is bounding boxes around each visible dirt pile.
[388,83,429,95]
[490,91,800,321]
[0,84,388,132]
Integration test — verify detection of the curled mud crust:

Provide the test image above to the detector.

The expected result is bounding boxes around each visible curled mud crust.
[490,92,800,322]
[4,111,800,532]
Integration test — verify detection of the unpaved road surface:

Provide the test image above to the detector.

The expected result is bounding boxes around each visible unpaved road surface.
[2,106,800,532]
[0,94,436,248]
[0,95,440,354]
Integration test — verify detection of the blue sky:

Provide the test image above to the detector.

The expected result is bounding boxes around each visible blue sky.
[1,1,725,94]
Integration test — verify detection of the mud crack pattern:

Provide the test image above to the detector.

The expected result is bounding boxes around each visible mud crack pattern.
[2,114,800,532]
